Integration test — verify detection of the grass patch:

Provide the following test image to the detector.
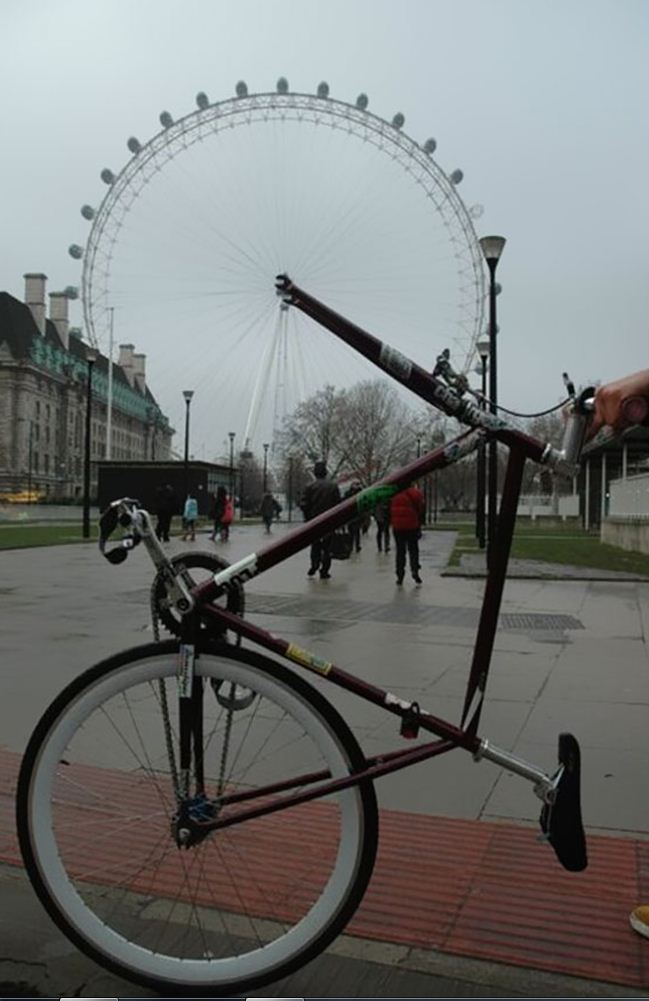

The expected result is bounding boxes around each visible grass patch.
[433,519,649,576]
[0,523,99,549]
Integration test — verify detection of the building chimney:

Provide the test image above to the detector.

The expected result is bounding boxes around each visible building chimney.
[49,291,70,349]
[132,353,146,394]
[118,343,135,386]
[24,272,47,335]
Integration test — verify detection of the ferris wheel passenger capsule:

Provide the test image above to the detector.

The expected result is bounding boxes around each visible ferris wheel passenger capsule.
[423,138,437,154]
[159,111,174,129]
[196,91,209,109]
[392,112,405,129]
[100,168,115,185]
[450,169,464,184]
[277,77,289,93]
[317,81,329,98]
[68,244,84,260]
[235,80,248,97]
[356,93,369,110]
[64,286,79,299]
[80,205,95,220]
[127,136,142,155]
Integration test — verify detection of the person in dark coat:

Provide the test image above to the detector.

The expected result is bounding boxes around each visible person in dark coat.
[260,492,282,533]
[209,486,227,541]
[390,481,425,585]
[155,483,176,542]
[300,461,341,580]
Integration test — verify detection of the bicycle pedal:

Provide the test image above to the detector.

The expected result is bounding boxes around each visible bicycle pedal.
[539,732,588,872]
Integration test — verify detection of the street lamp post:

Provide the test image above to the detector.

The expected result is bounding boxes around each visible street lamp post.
[288,456,294,522]
[475,338,490,549]
[479,235,506,568]
[182,390,194,499]
[228,432,235,499]
[82,349,98,539]
[27,420,34,502]
[263,442,269,492]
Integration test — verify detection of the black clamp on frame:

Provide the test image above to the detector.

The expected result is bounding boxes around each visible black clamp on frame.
[99,499,141,565]
[400,702,421,740]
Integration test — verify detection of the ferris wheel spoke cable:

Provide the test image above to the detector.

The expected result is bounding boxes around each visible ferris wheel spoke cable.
[245,309,285,445]
[79,87,484,454]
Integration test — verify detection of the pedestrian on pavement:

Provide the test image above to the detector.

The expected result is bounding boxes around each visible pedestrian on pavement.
[390,480,425,586]
[154,482,176,542]
[260,492,282,533]
[181,493,198,542]
[209,486,225,541]
[300,461,341,580]
[586,368,649,941]
[220,493,234,541]
[343,481,363,553]
[374,498,391,553]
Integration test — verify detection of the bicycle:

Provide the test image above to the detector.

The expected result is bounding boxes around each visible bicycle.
[15,274,644,996]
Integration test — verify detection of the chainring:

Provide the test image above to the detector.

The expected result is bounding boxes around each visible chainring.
[151,551,244,639]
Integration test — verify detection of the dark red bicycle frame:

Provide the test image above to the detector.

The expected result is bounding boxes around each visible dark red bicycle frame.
[185,279,554,834]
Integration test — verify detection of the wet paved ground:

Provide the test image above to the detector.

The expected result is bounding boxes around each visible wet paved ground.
[1,521,649,997]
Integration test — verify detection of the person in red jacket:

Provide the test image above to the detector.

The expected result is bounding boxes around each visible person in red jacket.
[390,481,425,586]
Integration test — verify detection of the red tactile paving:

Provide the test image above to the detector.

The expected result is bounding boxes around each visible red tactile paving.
[2,745,647,988]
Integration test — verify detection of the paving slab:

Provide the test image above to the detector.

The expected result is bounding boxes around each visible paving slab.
[2,523,649,995]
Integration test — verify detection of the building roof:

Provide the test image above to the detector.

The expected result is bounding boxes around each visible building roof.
[0,290,171,430]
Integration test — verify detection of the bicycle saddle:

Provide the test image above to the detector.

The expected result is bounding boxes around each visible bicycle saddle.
[540,733,588,872]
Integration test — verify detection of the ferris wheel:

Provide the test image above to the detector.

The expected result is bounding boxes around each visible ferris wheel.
[69,78,486,457]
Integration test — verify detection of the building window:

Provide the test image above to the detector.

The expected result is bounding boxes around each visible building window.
[36,401,41,418]
[44,455,49,473]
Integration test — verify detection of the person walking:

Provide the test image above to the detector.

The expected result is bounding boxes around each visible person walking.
[181,493,198,542]
[390,480,425,586]
[209,486,226,541]
[260,492,282,533]
[374,498,391,553]
[220,493,234,541]
[154,483,176,543]
[300,461,341,580]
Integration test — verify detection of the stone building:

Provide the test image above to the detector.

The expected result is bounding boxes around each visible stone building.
[0,273,173,500]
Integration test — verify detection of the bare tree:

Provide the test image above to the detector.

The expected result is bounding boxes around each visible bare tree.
[335,380,419,484]
[276,385,346,476]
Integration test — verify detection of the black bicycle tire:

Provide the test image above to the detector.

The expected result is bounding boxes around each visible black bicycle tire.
[16,639,379,996]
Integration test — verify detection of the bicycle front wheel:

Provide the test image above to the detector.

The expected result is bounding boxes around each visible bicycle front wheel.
[17,641,378,995]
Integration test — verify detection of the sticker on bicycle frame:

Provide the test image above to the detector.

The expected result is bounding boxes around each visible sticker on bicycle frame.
[213,553,258,587]
[286,643,332,676]
[443,434,482,463]
[356,484,398,514]
[380,343,412,380]
[178,643,195,698]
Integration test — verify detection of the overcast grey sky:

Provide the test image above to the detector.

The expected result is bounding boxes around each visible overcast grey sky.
[3,0,648,459]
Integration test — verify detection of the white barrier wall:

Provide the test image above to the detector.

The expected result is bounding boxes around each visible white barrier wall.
[601,473,649,555]
[608,473,649,517]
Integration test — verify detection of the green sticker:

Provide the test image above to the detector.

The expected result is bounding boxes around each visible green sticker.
[356,484,398,514]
